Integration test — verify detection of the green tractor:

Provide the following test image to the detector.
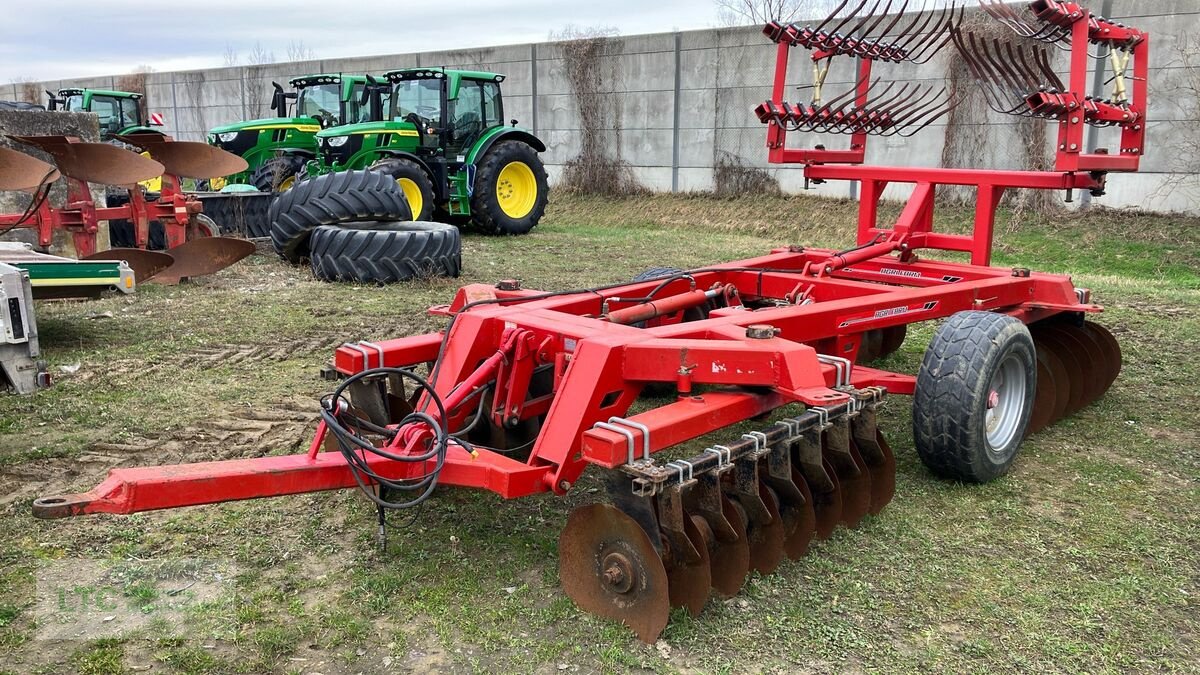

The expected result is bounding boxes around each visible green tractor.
[207,74,382,191]
[47,88,165,141]
[314,68,548,234]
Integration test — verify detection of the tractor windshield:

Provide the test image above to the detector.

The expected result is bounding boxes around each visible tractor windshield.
[65,95,85,112]
[390,79,442,124]
[297,83,341,127]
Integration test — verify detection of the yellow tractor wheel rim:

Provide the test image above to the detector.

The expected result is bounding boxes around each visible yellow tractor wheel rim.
[278,175,296,192]
[495,162,537,219]
[397,177,423,217]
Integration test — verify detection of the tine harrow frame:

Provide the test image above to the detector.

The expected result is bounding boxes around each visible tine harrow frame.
[34,1,1140,644]
[0,134,253,282]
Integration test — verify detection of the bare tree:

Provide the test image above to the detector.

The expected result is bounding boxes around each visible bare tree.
[223,43,240,67]
[247,42,276,66]
[286,41,317,62]
[714,0,837,26]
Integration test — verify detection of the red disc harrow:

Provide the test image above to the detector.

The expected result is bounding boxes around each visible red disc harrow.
[33,0,1143,642]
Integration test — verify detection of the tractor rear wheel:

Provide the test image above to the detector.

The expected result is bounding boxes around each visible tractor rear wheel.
[251,155,308,193]
[370,158,436,221]
[912,311,1036,483]
[309,220,461,283]
[470,141,548,235]
[269,170,412,264]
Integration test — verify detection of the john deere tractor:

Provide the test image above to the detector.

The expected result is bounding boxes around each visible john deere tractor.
[314,68,548,234]
[47,89,164,141]
[206,74,381,191]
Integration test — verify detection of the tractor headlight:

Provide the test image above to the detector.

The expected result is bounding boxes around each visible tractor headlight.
[325,135,349,147]
[217,132,240,143]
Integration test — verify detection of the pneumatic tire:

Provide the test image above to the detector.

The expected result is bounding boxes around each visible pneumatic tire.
[269,170,412,264]
[370,158,436,221]
[251,155,308,193]
[912,311,1037,483]
[470,141,549,235]
[309,221,461,283]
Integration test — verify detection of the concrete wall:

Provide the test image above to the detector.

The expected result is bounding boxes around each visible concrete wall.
[9,0,1198,214]
[0,111,106,255]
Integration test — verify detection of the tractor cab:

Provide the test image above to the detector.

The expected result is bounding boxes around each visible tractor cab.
[206,74,383,191]
[47,88,163,141]
[314,68,548,232]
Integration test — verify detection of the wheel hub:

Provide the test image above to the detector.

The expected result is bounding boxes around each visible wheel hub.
[601,552,635,594]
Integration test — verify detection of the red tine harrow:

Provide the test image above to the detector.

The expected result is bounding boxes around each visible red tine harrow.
[0,133,254,283]
[34,1,1142,643]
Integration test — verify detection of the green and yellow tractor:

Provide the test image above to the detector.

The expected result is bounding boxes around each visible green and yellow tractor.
[313,68,548,234]
[207,74,382,191]
[47,88,165,141]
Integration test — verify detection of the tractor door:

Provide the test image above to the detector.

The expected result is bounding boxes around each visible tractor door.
[446,79,503,157]
[85,95,139,138]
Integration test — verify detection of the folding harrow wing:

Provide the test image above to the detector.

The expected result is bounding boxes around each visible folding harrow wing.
[35,1,1143,642]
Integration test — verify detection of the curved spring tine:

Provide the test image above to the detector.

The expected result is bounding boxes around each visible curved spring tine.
[954,28,1032,116]
[849,81,918,134]
[866,83,942,135]
[808,77,886,132]
[908,3,965,64]
[825,0,874,43]
[890,1,943,55]
[859,0,906,47]
[833,80,905,133]
[1029,43,1066,93]
[897,94,961,137]
[843,0,889,42]
[810,0,854,36]
[888,86,956,136]
[984,37,1037,98]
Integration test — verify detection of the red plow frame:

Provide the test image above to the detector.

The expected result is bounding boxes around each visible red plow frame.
[35,0,1145,643]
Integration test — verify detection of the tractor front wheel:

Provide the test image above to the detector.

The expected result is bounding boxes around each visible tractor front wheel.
[370,158,436,221]
[470,141,548,235]
[251,155,308,193]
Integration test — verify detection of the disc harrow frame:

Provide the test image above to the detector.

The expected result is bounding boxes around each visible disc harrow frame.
[33,0,1140,644]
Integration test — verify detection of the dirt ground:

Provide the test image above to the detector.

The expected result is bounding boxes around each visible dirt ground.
[1,193,1197,674]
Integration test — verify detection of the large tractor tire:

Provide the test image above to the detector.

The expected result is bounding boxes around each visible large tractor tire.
[269,170,412,264]
[470,141,549,235]
[308,221,461,283]
[370,158,436,221]
[251,155,308,193]
[912,311,1037,483]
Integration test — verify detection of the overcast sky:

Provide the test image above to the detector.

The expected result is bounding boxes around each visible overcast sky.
[0,0,731,82]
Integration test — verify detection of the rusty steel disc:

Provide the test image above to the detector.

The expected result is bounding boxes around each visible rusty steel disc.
[857,431,896,515]
[879,324,908,360]
[1028,352,1058,437]
[1083,322,1123,394]
[666,513,713,617]
[558,503,670,644]
[0,146,60,191]
[781,468,817,560]
[1037,344,1071,425]
[82,248,174,282]
[802,457,843,540]
[735,485,785,576]
[708,495,751,597]
[150,237,255,285]
[1043,323,1106,408]
[11,137,164,186]
[1031,327,1087,416]
[142,141,248,180]
[822,435,871,530]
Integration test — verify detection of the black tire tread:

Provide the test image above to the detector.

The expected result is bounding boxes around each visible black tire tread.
[269,170,412,263]
[912,311,1036,483]
[470,141,549,236]
[251,155,308,193]
[370,158,437,221]
[309,221,461,283]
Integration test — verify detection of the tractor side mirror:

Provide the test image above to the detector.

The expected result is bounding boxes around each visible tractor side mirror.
[511,119,518,128]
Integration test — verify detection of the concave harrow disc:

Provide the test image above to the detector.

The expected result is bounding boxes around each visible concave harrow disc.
[10,136,163,186]
[82,248,174,282]
[1025,320,1122,435]
[558,503,670,643]
[562,394,897,643]
[0,146,60,191]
